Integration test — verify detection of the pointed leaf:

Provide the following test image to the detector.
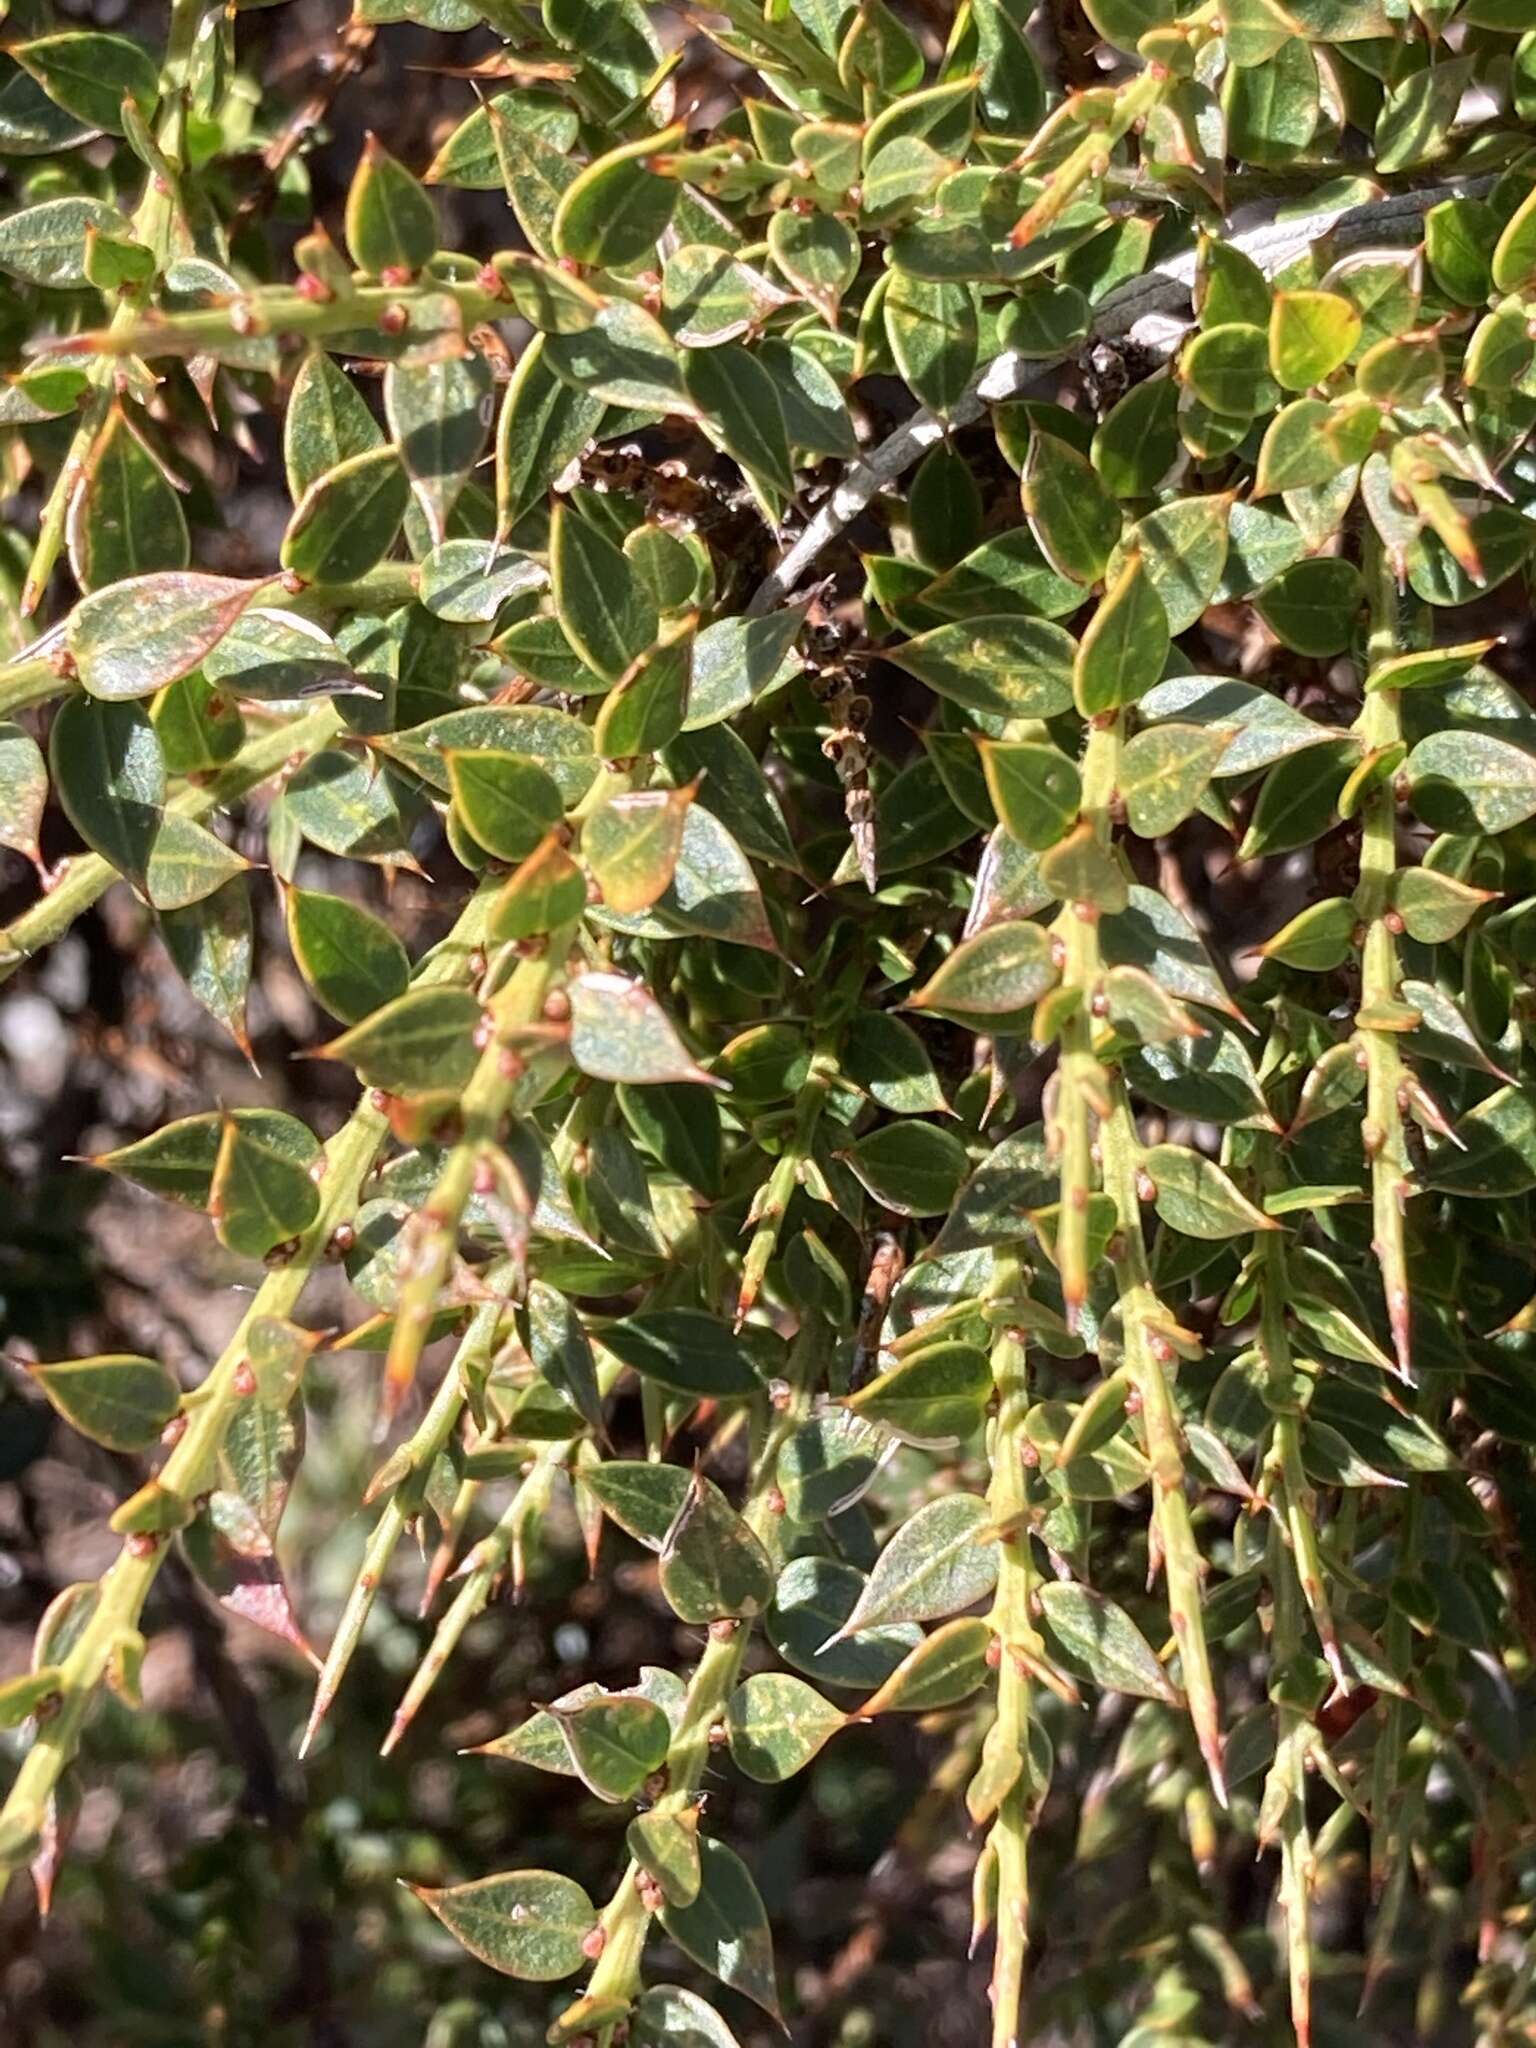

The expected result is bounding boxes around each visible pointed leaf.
[28,1353,179,1453]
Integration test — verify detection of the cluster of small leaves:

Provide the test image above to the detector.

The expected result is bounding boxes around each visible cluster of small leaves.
[4,0,1536,2041]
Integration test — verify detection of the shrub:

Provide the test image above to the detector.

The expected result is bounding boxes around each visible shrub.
[3,0,1536,2041]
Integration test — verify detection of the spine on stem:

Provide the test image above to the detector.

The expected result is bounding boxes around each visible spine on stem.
[0,879,502,1871]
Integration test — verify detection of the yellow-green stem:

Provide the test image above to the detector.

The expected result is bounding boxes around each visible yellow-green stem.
[21,0,212,615]
[1257,1227,1343,1686]
[576,1324,824,2038]
[380,920,580,1416]
[1354,536,1412,1378]
[1009,67,1166,246]
[985,1250,1036,2048]
[0,877,501,1873]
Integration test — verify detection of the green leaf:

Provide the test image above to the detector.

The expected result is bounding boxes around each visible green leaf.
[49,694,164,889]
[1143,1142,1278,1239]
[1375,55,1472,174]
[884,274,979,416]
[491,833,588,941]
[554,124,681,266]
[586,785,693,914]
[1023,431,1120,583]
[210,1114,322,1260]
[409,1870,596,1981]
[1198,236,1272,327]
[1073,552,1170,717]
[1120,724,1231,837]
[860,1615,994,1714]
[908,920,1058,1027]
[1255,557,1361,657]
[757,339,860,459]
[1091,375,1179,498]
[384,346,495,548]
[1260,896,1356,972]
[69,406,190,593]
[1035,1583,1180,1703]
[884,615,1075,720]
[1366,638,1497,694]
[1408,731,1536,835]
[1139,674,1336,776]
[602,804,776,953]
[375,704,597,805]
[1424,196,1497,307]
[318,986,483,1095]
[284,350,384,503]
[569,971,715,1086]
[12,31,157,137]
[659,1840,781,2022]
[90,1109,320,1211]
[545,298,693,415]
[1182,322,1277,417]
[1268,289,1360,390]
[833,1493,998,1637]
[663,724,797,869]
[0,198,133,287]
[617,1081,723,1199]
[1101,884,1240,1020]
[1422,1086,1536,1198]
[845,1340,992,1441]
[846,1122,970,1217]
[683,344,795,498]
[626,1807,703,1911]
[1237,742,1352,860]
[520,1282,606,1436]
[1391,868,1493,944]
[281,447,410,586]
[684,607,804,730]
[930,1127,1056,1257]
[1111,495,1230,635]
[632,1987,741,2048]
[660,1474,777,1623]
[285,887,410,1023]
[909,445,983,574]
[345,134,437,275]
[446,748,566,863]
[767,1554,921,1689]
[496,337,606,536]
[68,572,260,703]
[592,634,691,758]
[841,1011,947,1115]
[725,1673,844,1782]
[285,748,424,865]
[28,1353,179,1453]
[769,211,861,320]
[1492,184,1536,294]
[0,718,48,861]
[663,243,782,349]
[424,88,579,189]
[598,1309,762,1399]
[202,609,357,703]
[981,739,1081,850]
[143,813,250,914]
[1255,397,1378,498]
[552,1692,670,1800]
[550,500,658,685]
[1223,39,1318,166]
[1130,1027,1272,1129]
